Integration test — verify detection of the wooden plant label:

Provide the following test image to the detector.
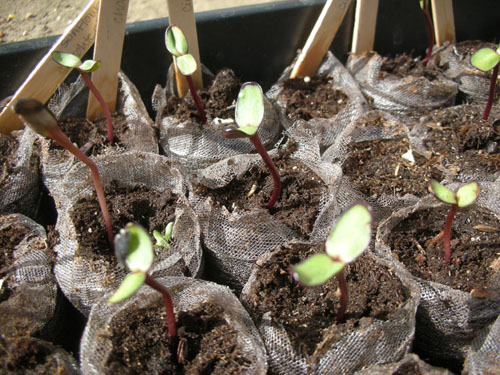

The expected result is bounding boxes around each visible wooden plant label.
[351,0,379,54]
[431,0,455,46]
[0,0,100,134]
[290,0,352,79]
[166,0,203,97]
[86,0,130,119]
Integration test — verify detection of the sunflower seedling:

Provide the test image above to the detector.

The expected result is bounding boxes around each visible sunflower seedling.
[290,204,372,324]
[13,98,114,248]
[419,0,434,68]
[471,45,500,120]
[429,180,481,263]
[165,25,207,124]
[51,51,114,143]
[109,223,177,341]
[153,222,174,249]
[221,82,281,209]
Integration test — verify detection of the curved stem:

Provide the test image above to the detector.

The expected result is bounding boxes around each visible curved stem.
[79,70,114,143]
[335,270,348,324]
[483,64,499,121]
[145,273,177,340]
[48,127,114,250]
[442,205,457,264]
[422,8,434,68]
[185,74,207,125]
[249,133,281,209]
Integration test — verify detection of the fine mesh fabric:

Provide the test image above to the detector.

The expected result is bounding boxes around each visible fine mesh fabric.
[240,245,420,375]
[80,276,267,375]
[354,353,454,375]
[41,71,158,196]
[463,313,500,375]
[0,214,57,338]
[347,51,458,115]
[375,195,500,365]
[53,152,202,316]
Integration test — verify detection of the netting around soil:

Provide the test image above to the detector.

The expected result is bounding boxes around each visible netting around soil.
[0,214,57,338]
[80,276,267,375]
[346,51,458,115]
[240,245,420,375]
[41,71,158,196]
[375,194,500,365]
[354,353,454,375]
[463,313,500,375]
[53,152,202,316]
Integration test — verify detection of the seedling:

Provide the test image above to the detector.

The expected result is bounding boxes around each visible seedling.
[419,0,434,68]
[291,204,372,324]
[12,98,114,248]
[471,45,500,120]
[51,51,114,143]
[221,82,281,209]
[153,222,174,249]
[165,25,207,124]
[429,180,481,263]
[109,223,177,340]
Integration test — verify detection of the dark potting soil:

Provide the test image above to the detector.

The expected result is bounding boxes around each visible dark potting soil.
[0,134,19,176]
[279,74,348,121]
[343,113,445,200]
[194,140,327,238]
[71,181,188,276]
[379,53,440,81]
[387,205,500,293]
[105,300,251,374]
[163,68,241,123]
[243,242,408,357]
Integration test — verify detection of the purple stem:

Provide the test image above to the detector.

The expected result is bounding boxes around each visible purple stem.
[185,74,207,125]
[483,64,499,121]
[442,204,457,264]
[335,270,348,324]
[145,273,177,340]
[78,69,114,143]
[422,8,434,68]
[249,133,281,209]
[48,127,114,249]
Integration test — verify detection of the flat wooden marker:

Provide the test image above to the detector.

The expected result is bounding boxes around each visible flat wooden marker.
[431,0,455,46]
[86,0,130,119]
[0,0,100,134]
[351,0,379,54]
[290,0,352,79]
[166,0,203,97]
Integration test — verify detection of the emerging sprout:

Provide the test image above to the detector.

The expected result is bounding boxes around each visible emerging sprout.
[221,82,282,209]
[165,25,207,124]
[13,98,114,248]
[52,51,114,143]
[153,222,174,249]
[471,45,500,120]
[291,204,372,323]
[109,223,177,340]
[429,180,481,263]
[419,0,434,68]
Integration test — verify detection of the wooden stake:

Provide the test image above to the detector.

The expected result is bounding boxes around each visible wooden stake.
[431,0,455,46]
[351,0,379,54]
[290,0,352,79]
[166,0,202,97]
[0,0,100,134]
[86,0,130,119]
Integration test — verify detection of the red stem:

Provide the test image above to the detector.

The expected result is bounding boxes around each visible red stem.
[48,127,114,249]
[79,69,114,143]
[442,204,457,264]
[249,133,281,209]
[422,8,434,68]
[145,273,177,340]
[335,270,348,324]
[483,64,499,121]
[185,74,207,125]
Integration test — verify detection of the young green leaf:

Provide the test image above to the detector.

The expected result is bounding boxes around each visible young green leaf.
[176,54,197,76]
[120,224,154,273]
[235,82,264,134]
[291,253,344,286]
[108,272,146,303]
[52,51,82,68]
[471,47,500,72]
[456,181,480,208]
[430,180,457,205]
[153,222,174,249]
[325,204,372,263]
[79,59,101,73]
[165,25,189,57]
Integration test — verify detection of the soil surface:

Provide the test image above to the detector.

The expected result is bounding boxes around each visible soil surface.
[387,205,500,293]
[242,242,408,359]
[0,134,19,177]
[105,300,251,374]
[280,74,348,121]
[194,140,327,238]
[379,53,440,81]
